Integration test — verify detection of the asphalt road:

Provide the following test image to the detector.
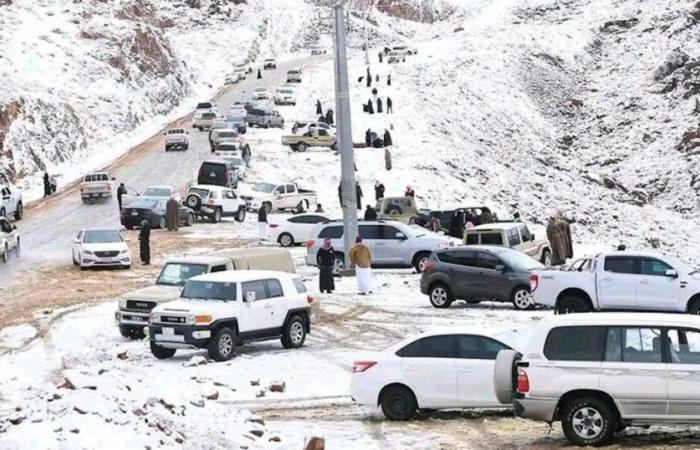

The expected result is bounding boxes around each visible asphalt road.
[0,56,323,279]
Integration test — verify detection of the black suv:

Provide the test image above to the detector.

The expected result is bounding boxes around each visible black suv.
[197,160,238,189]
[420,245,543,310]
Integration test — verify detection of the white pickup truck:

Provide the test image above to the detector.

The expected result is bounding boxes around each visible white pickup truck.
[240,182,317,214]
[80,172,115,203]
[531,251,700,314]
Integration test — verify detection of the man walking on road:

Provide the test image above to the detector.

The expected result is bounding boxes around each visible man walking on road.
[355,181,363,210]
[166,195,179,231]
[349,237,373,295]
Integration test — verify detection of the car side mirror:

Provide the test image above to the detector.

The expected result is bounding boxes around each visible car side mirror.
[395,232,407,240]
[246,291,256,302]
[666,269,679,278]
[74,238,80,244]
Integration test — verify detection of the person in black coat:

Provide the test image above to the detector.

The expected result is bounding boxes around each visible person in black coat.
[375,74,379,82]
[117,183,127,210]
[387,74,391,86]
[366,67,372,87]
[374,181,385,201]
[378,52,383,63]
[405,186,415,197]
[377,98,383,113]
[317,239,336,293]
[383,129,393,146]
[138,220,151,265]
[367,100,374,114]
[43,172,51,197]
[316,99,322,115]
[365,129,372,147]
[325,108,334,125]
[257,69,262,79]
[355,181,363,210]
[386,97,393,113]
[364,205,378,220]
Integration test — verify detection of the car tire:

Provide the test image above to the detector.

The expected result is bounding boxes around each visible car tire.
[186,213,194,227]
[278,232,294,247]
[158,216,166,229]
[297,142,308,152]
[380,385,417,421]
[266,121,271,129]
[150,341,176,359]
[540,249,552,266]
[557,295,591,314]
[512,287,535,311]
[281,315,306,349]
[412,252,431,273]
[428,283,453,308]
[14,203,22,221]
[211,208,222,224]
[688,298,700,314]
[208,327,236,362]
[15,238,20,257]
[120,325,146,340]
[561,396,617,447]
[493,349,521,404]
[235,207,246,223]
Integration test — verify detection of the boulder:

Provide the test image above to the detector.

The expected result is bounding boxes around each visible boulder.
[653,50,689,80]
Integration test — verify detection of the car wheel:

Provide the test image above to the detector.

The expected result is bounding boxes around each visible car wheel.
[158,216,166,229]
[688,298,700,314]
[235,207,246,223]
[412,252,431,273]
[380,386,417,421]
[211,208,222,223]
[208,327,236,362]
[493,349,521,404]
[297,142,308,152]
[14,203,22,221]
[557,295,591,314]
[281,315,306,349]
[120,325,146,340]
[150,341,176,359]
[541,249,552,266]
[278,232,294,247]
[512,287,535,311]
[14,238,20,257]
[561,397,617,447]
[186,213,194,227]
[428,284,453,308]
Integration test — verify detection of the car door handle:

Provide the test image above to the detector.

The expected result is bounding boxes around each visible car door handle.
[602,277,613,282]
[458,367,472,373]
[639,279,649,284]
[405,366,419,372]
[264,304,273,309]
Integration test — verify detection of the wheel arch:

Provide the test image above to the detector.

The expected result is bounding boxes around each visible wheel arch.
[411,250,432,266]
[554,389,620,423]
[377,382,419,407]
[510,284,531,301]
[555,288,593,310]
[686,293,700,312]
[210,318,239,335]
[282,307,311,333]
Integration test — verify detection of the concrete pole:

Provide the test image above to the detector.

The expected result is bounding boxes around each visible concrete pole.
[332,0,359,271]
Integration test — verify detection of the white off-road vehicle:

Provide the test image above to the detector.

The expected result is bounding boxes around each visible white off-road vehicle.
[239,182,317,213]
[185,184,247,223]
[79,172,115,203]
[149,270,312,361]
[0,216,20,263]
[0,185,23,221]
[164,128,189,151]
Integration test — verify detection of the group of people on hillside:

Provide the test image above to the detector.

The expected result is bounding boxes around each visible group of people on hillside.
[315,101,335,125]
[364,128,392,148]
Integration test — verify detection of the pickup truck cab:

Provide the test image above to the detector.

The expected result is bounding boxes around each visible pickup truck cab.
[240,182,317,213]
[80,172,115,203]
[464,222,552,265]
[281,127,336,152]
[148,270,311,361]
[0,185,23,221]
[185,184,246,223]
[531,251,700,314]
[0,217,20,263]
[164,128,189,151]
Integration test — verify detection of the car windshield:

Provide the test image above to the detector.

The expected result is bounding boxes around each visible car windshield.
[83,230,122,243]
[128,199,159,209]
[253,182,276,193]
[182,280,237,301]
[196,103,212,109]
[143,187,171,197]
[157,263,209,286]
[188,188,210,199]
[498,250,544,271]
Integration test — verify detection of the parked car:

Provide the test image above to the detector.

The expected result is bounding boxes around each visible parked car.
[286,69,301,83]
[281,127,336,152]
[192,111,217,131]
[464,222,552,265]
[212,152,247,180]
[291,121,334,135]
[351,329,522,420]
[120,184,180,208]
[409,206,497,235]
[195,102,217,114]
[421,245,544,310]
[115,248,295,339]
[269,213,330,247]
[163,128,189,151]
[494,313,700,446]
[531,251,700,314]
[79,172,115,203]
[120,198,194,230]
[72,228,131,270]
[224,73,242,85]
[253,87,269,100]
[209,129,240,151]
[273,87,296,105]
[148,270,312,361]
[197,159,239,189]
[185,184,247,223]
[247,107,284,128]
[0,216,20,263]
[0,184,23,221]
[305,220,453,273]
[227,104,247,119]
[239,182,317,213]
[263,58,277,69]
[310,48,326,55]
[387,51,405,64]
[376,196,419,224]
[224,114,247,134]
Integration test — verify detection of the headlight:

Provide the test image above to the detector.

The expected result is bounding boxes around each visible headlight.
[150,313,159,323]
[83,250,94,256]
[195,315,213,324]
[119,299,127,309]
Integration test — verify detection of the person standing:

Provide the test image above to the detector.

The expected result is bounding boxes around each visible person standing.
[315,203,324,213]
[386,97,393,113]
[138,220,151,265]
[383,129,393,146]
[43,172,51,197]
[49,174,57,193]
[366,67,372,87]
[316,99,322,115]
[365,129,372,147]
[405,185,415,197]
[355,181,363,210]
[378,52,383,63]
[364,204,377,220]
[257,68,262,79]
[384,147,392,171]
[367,100,374,114]
[166,195,179,231]
[325,108,334,125]
[377,98,383,113]
[374,181,385,201]
[349,237,372,295]
[387,74,391,86]
[257,206,268,242]
[316,239,336,294]
[116,183,127,210]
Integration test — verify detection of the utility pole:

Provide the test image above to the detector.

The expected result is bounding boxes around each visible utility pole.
[332,0,358,271]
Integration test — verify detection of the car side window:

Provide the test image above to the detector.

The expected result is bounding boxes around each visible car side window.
[318,129,328,136]
[274,186,285,194]
[480,232,503,245]
[519,225,532,242]
[668,328,700,364]
[381,226,402,239]
[210,265,227,273]
[639,258,673,277]
[465,234,479,245]
[604,257,638,274]
[438,250,476,267]
[359,225,382,240]
[457,335,510,360]
[264,279,284,298]
[396,335,455,358]
[293,278,307,293]
[288,216,303,224]
[507,228,521,246]
[544,326,606,361]
[318,226,343,239]
[241,280,267,301]
[284,184,295,193]
[475,253,501,270]
[605,327,663,363]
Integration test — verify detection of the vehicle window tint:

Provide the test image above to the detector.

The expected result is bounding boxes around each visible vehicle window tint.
[668,329,700,364]
[285,184,295,193]
[310,216,328,224]
[381,226,402,239]
[475,253,501,270]
[621,327,663,363]
[359,225,382,240]
[265,279,284,298]
[241,280,267,301]
[465,234,479,245]
[318,129,328,136]
[604,257,638,274]
[480,337,510,359]
[210,265,227,273]
[293,278,307,293]
[458,335,510,359]
[318,226,342,239]
[288,216,304,224]
[396,335,455,358]
[544,326,606,361]
[507,228,521,246]
[480,232,503,245]
[519,226,532,242]
[274,186,285,194]
[640,258,673,277]
[439,250,476,267]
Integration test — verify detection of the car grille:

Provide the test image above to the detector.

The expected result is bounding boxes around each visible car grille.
[160,315,187,324]
[95,251,119,258]
[126,300,157,311]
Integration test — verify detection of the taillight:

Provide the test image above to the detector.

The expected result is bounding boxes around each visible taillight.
[307,295,314,304]
[517,369,529,393]
[422,261,435,272]
[306,240,315,249]
[529,274,539,292]
[352,361,377,373]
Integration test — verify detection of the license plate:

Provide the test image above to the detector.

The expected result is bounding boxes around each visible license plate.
[162,327,174,336]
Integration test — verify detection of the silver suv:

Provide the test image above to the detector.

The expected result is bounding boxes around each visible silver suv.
[247,107,284,128]
[304,220,453,273]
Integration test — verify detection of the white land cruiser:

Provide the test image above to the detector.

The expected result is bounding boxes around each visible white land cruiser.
[0,216,20,263]
[149,270,312,361]
[464,222,552,265]
[163,128,189,151]
[0,185,23,221]
[239,182,317,213]
[495,313,700,446]
[185,184,247,223]
[79,172,115,203]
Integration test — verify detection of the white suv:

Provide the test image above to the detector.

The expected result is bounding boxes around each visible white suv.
[185,185,246,223]
[494,313,700,446]
[0,216,20,263]
[0,185,23,221]
[148,270,313,361]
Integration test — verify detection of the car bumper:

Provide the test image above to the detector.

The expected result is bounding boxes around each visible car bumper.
[81,192,111,198]
[115,309,150,326]
[513,397,558,422]
[81,255,131,267]
[166,142,188,149]
[350,375,380,406]
[149,323,211,349]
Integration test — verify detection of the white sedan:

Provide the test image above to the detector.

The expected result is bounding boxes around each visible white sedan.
[72,228,131,270]
[253,88,269,100]
[268,213,330,247]
[350,329,523,420]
